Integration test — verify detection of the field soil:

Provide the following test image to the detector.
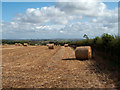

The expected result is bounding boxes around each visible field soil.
[2,45,120,88]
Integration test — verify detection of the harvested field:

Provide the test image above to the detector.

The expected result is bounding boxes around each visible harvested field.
[2,45,120,88]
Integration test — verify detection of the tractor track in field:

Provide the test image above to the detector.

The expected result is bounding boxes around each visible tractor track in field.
[2,46,120,88]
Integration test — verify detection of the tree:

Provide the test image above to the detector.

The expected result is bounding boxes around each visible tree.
[101,33,114,46]
[83,34,89,40]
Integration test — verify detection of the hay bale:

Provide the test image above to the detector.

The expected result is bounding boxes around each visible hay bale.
[35,44,38,46]
[48,44,54,49]
[23,43,28,46]
[17,43,20,46]
[19,43,23,46]
[15,43,18,46]
[46,44,49,46]
[75,46,92,60]
[15,43,23,46]
[18,43,21,46]
[64,44,68,47]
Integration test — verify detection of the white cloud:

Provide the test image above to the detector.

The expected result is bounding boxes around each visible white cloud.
[96,8,118,23]
[2,20,118,39]
[56,0,106,17]
[92,19,97,23]
[14,6,68,24]
[2,1,118,39]
[63,22,118,38]
[60,31,64,33]
[13,1,117,24]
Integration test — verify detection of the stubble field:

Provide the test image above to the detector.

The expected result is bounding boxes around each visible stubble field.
[2,45,120,88]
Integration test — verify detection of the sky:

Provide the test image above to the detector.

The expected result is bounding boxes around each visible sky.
[1,1,118,39]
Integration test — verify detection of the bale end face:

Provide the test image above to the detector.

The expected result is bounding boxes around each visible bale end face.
[23,43,28,46]
[64,44,68,47]
[15,43,22,46]
[46,44,49,46]
[75,46,92,60]
[48,44,54,49]
[48,45,54,49]
[15,43,18,46]
[35,44,38,46]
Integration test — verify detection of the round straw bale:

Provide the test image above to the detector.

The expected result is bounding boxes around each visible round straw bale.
[51,43,54,46]
[64,44,68,47]
[75,46,92,60]
[15,43,18,46]
[46,44,49,46]
[19,43,23,46]
[23,43,28,46]
[17,43,22,46]
[35,44,38,46]
[48,44,54,49]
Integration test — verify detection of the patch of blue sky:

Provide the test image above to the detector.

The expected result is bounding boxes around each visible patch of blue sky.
[2,2,55,21]
[104,2,118,9]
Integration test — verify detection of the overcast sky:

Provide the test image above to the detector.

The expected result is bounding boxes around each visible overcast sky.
[2,0,118,39]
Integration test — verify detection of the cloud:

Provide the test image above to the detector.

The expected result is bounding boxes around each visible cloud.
[55,0,118,25]
[2,1,118,39]
[2,21,66,39]
[62,22,118,38]
[13,1,117,25]
[56,0,106,17]
[13,4,84,25]
[2,20,118,39]
[13,6,68,24]
[95,8,118,24]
